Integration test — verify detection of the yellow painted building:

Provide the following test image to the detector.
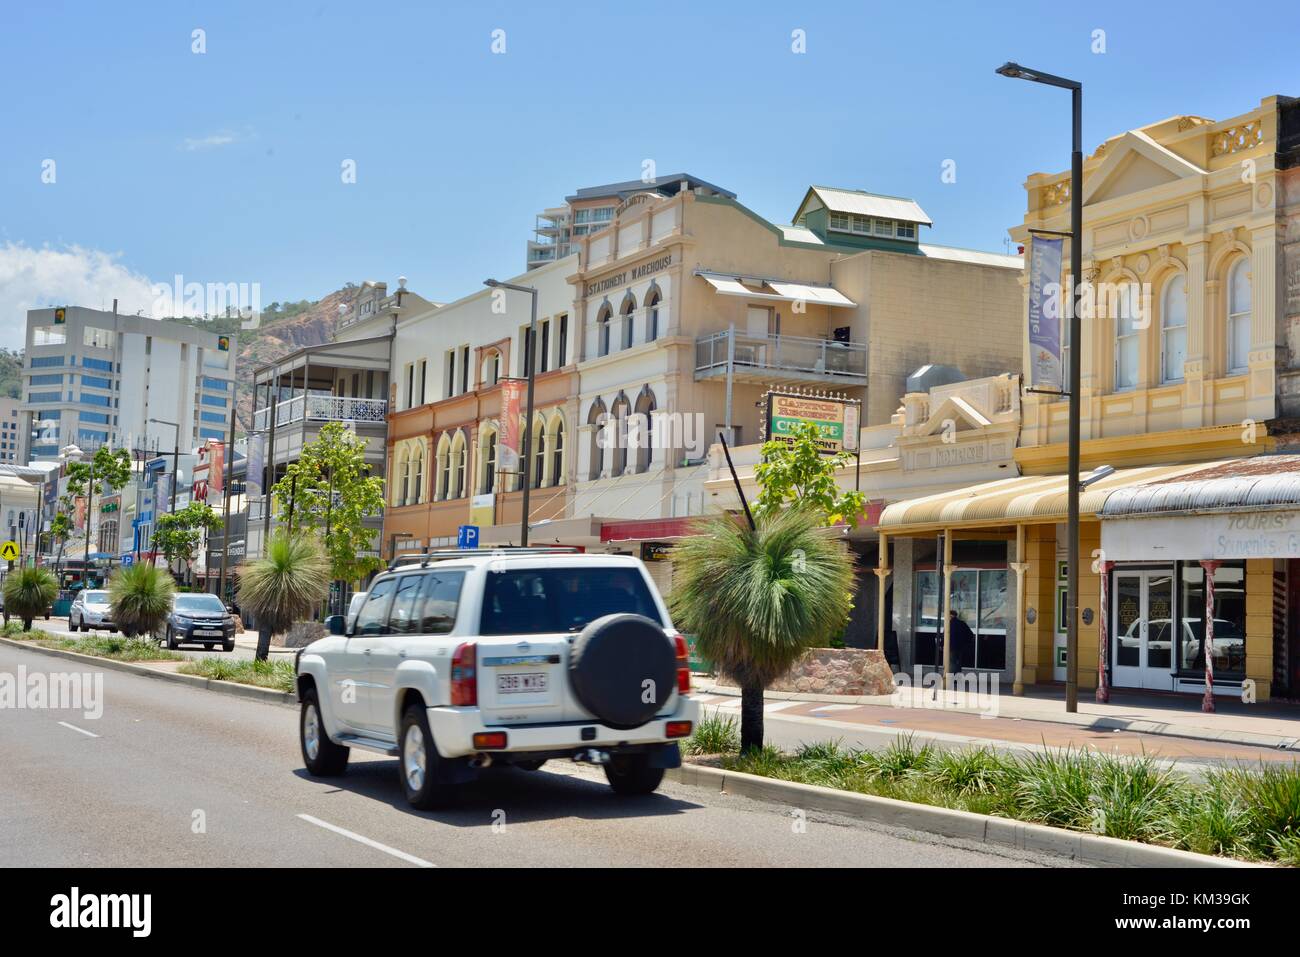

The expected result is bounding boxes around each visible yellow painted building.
[879,94,1300,701]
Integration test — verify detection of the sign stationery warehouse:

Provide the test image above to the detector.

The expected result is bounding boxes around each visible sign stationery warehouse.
[763,391,860,455]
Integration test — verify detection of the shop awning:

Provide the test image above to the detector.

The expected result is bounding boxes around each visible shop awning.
[1100,454,1300,517]
[877,461,1213,534]
[697,272,856,308]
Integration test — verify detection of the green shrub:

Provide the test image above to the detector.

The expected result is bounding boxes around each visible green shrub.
[108,563,175,637]
[683,712,741,755]
[1009,748,1100,829]
[1087,753,1182,843]
[178,656,296,693]
[2,567,58,630]
[923,748,1016,797]
[860,734,934,782]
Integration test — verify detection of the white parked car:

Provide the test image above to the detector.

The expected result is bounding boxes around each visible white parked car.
[295,549,698,809]
[69,589,116,632]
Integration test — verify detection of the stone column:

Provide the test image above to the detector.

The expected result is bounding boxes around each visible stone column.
[1011,525,1028,695]
[875,533,891,653]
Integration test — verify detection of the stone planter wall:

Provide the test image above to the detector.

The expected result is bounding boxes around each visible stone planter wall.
[769,647,895,696]
[278,621,326,648]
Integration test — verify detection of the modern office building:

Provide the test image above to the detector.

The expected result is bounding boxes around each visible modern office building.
[18,306,237,463]
[0,404,20,463]
[526,174,735,270]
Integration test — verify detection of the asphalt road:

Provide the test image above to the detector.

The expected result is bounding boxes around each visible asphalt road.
[0,642,1067,868]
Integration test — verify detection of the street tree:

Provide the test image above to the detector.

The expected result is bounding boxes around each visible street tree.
[63,446,134,579]
[753,421,866,527]
[153,501,223,585]
[238,531,330,661]
[271,421,385,595]
[671,506,855,753]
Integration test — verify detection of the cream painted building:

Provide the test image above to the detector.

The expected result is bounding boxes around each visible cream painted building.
[879,94,1300,700]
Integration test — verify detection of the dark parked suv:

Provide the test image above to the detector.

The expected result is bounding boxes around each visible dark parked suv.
[164,593,237,651]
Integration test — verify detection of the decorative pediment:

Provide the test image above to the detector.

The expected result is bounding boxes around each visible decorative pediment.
[1083,131,1207,206]
[915,395,992,437]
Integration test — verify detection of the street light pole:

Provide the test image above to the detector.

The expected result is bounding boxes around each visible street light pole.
[149,418,181,514]
[484,279,539,547]
[996,61,1084,713]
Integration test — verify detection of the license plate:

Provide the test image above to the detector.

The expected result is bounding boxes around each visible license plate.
[195,629,223,637]
[496,672,547,694]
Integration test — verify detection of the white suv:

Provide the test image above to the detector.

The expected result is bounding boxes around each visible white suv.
[295,548,698,809]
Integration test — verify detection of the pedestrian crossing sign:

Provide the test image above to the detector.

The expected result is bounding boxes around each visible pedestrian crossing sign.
[0,540,19,561]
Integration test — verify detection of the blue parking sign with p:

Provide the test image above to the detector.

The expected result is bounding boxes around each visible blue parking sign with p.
[457,525,479,549]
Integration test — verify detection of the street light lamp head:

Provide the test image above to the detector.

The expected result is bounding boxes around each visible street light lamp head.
[995,61,1030,79]
[483,279,500,288]
[1079,464,1115,489]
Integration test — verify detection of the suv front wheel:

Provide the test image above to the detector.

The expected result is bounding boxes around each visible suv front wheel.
[604,752,665,796]
[400,704,456,810]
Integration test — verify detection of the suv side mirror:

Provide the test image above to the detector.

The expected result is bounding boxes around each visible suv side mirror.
[325,614,346,636]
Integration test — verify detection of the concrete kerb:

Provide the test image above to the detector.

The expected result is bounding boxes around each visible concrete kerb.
[695,681,1300,752]
[0,636,298,707]
[669,762,1260,868]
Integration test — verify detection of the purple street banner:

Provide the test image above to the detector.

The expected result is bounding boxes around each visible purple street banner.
[1027,236,1063,392]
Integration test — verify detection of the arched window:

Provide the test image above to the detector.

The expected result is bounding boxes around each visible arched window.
[597,304,612,358]
[393,448,409,506]
[1228,259,1251,374]
[587,399,607,481]
[531,416,545,489]
[1161,274,1187,384]
[610,394,631,476]
[450,432,467,499]
[633,387,657,473]
[645,288,661,342]
[410,444,424,505]
[479,427,498,494]
[435,434,450,500]
[548,417,565,487]
[1113,281,1140,391]
[620,293,636,350]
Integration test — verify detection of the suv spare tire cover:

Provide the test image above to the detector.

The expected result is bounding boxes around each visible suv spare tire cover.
[569,613,677,730]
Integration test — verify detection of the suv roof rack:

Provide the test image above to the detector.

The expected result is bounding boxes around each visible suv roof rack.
[386,546,583,571]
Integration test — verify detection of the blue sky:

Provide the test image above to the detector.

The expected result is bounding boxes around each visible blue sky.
[1,0,1295,346]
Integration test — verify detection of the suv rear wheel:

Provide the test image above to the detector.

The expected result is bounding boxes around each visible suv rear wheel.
[400,704,456,810]
[300,688,349,776]
[604,752,664,796]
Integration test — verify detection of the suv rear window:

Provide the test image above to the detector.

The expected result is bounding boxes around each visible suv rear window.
[480,566,662,636]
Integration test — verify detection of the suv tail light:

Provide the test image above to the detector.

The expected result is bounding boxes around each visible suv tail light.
[451,641,477,706]
[672,633,691,695]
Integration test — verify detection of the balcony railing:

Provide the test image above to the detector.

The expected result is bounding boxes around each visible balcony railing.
[695,329,868,382]
[252,394,388,431]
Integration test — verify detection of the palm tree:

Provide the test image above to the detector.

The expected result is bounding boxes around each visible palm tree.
[3,567,58,631]
[108,563,175,637]
[237,531,330,661]
[670,506,855,753]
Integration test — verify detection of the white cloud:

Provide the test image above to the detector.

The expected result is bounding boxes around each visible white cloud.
[182,128,253,152]
[0,242,158,349]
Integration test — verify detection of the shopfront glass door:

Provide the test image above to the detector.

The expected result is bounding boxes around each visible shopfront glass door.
[1111,569,1175,691]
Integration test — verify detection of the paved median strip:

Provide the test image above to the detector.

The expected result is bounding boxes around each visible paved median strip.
[296,814,435,868]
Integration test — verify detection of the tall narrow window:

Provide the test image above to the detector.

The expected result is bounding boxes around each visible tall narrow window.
[481,430,498,494]
[620,295,635,349]
[460,346,470,393]
[446,350,455,398]
[418,360,427,405]
[558,315,568,366]
[551,421,564,487]
[522,327,534,377]
[646,290,660,342]
[597,305,612,357]
[1228,259,1252,373]
[406,364,415,408]
[532,419,545,489]
[539,320,550,373]
[1114,283,1140,391]
[1161,274,1187,384]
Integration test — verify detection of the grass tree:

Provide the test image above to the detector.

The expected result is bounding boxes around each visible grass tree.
[237,531,330,661]
[108,563,175,637]
[671,506,855,753]
[2,567,58,631]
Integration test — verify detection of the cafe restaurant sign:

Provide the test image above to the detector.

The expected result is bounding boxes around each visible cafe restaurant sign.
[764,392,859,455]
[584,253,672,297]
[1102,510,1300,561]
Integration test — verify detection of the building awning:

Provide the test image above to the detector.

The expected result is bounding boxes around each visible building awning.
[877,462,1212,534]
[697,272,856,308]
[1100,455,1300,518]
[600,517,701,543]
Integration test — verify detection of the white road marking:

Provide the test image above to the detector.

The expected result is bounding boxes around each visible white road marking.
[764,702,800,713]
[809,704,861,713]
[296,814,435,868]
[57,721,99,738]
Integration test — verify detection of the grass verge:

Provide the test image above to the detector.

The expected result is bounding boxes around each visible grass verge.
[2,622,184,662]
[178,656,296,693]
[692,733,1298,866]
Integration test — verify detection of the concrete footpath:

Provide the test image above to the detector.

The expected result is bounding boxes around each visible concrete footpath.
[694,678,1300,753]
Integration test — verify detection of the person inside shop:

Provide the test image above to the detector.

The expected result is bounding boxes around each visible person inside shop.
[948,609,976,672]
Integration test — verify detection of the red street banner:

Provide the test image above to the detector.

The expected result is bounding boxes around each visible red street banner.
[499,379,525,474]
